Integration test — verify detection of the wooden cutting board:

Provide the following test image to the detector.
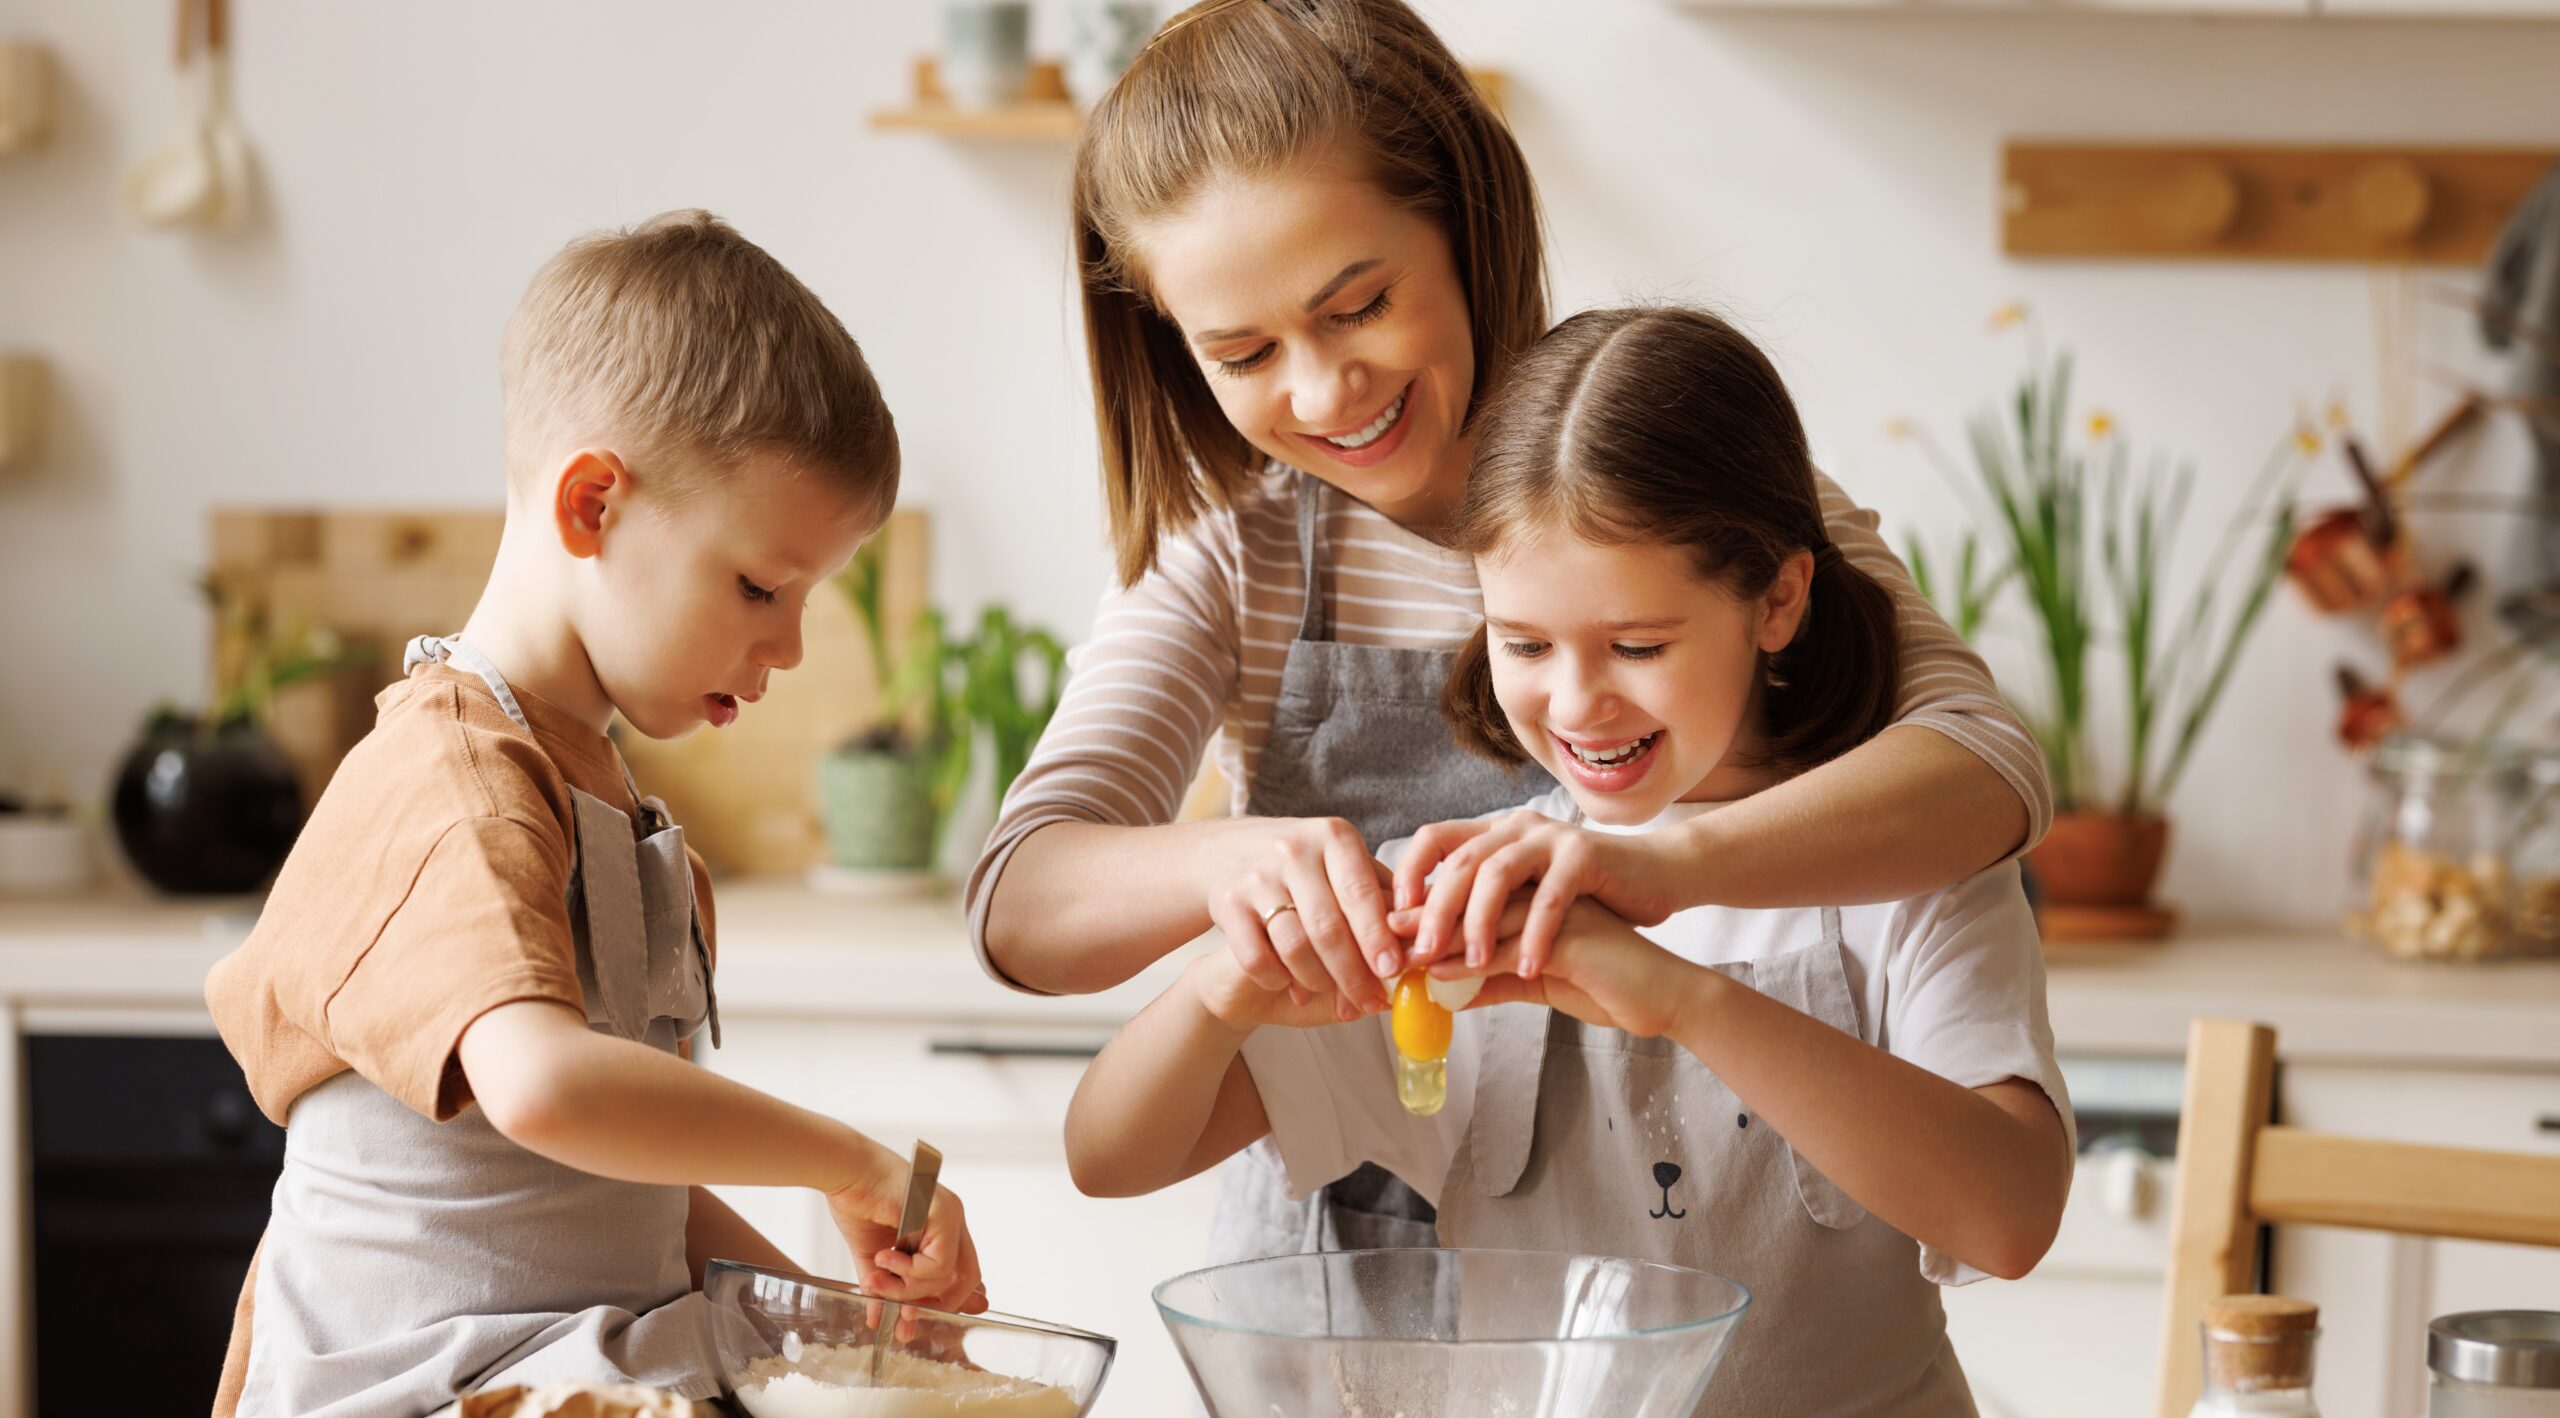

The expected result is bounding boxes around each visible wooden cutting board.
[209,507,927,876]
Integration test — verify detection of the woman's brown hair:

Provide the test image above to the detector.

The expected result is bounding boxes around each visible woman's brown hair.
[1073,0,1546,585]
[1442,306,1903,778]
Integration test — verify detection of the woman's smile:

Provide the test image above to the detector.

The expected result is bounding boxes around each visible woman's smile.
[1301,380,1414,467]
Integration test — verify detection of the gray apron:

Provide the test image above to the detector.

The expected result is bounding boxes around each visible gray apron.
[1208,474,1548,1264]
[1437,906,1978,1418]
[239,635,726,1417]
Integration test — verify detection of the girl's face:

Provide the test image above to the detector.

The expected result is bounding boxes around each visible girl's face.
[1134,149,1477,531]
[1478,532,1814,826]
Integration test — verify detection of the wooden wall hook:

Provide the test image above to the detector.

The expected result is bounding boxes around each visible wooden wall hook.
[2004,142,2555,265]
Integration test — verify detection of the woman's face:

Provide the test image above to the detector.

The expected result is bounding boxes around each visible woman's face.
[1477,532,1812,826]
[1134,150,1476,531]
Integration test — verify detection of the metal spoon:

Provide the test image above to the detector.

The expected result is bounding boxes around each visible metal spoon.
[869,1139,942,1384]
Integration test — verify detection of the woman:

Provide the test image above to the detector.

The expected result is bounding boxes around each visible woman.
[965,0,2050,1262]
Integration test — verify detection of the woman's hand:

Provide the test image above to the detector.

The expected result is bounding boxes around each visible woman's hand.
[1200,816,1401,1019]
[1402,896,1707,1040]
[1393,812,1682,979]
[823,1143,988,1320]
[1187,951,1383,1036]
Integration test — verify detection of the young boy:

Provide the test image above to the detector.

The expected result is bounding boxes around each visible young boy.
[205,210,983,1417]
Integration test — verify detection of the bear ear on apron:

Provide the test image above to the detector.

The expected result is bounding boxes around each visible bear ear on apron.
[1743,908,1872,1231]
[1459,1004,1553,1199]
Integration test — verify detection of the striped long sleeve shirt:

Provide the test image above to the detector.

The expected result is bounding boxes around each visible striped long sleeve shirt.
[964,464,2052,986]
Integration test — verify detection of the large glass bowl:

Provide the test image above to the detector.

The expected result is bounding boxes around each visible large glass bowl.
[704,1259,1116,1416]
[1154,1248,1750,1417]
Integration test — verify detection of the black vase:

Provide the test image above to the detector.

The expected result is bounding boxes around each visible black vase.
[110,718,304,895]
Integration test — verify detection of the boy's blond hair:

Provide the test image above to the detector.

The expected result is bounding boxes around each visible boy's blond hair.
[500,209,898,515]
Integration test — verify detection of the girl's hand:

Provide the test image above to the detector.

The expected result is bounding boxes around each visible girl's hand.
[1200,816,1401,1020]
[824,1146,988,1321]
[1407,897,1705,1040]
[1393,812,1680,978]
[1186,951,1382,1035]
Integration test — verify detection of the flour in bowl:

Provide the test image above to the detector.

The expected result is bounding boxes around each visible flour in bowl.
[734,1343,1078,1418]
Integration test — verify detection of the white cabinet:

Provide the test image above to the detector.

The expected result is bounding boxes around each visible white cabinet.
[700,1018,1221,1417]
[1946,1055,2560,1418]
[1944,1053,2184,1418]
[2272,1063,2560,1418]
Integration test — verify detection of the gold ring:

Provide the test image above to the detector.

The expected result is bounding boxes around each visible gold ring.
[1259,901,1298,926]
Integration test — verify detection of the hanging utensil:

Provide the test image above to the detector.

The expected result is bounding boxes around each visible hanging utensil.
[120,0,219,230]
[201,0,253,228]
[868,1139,942,1383]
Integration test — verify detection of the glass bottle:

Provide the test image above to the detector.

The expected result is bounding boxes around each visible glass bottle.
[2191,1296,2321,1417]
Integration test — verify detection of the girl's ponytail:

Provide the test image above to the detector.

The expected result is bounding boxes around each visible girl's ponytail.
[1760,540,1902,774]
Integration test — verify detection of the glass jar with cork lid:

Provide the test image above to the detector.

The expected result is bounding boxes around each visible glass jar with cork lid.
[2191,1295,2321,1417]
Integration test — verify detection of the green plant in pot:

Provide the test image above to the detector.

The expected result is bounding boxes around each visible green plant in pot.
[821,543,1066,877]
[1904,331,2312,940]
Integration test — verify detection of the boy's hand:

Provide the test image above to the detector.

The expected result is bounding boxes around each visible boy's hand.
[1403,896,1705,1040]
[824,1146,987,1321]
[1392,812,1679,980]
[1186,951,1381,1036]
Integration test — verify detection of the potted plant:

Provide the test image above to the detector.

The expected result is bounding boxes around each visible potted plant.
[109,574,374,895]
[1904,324,2311,940]
[818,542,1066,881]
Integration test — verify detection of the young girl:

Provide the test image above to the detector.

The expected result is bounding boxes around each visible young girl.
[1065,307,2074,1417]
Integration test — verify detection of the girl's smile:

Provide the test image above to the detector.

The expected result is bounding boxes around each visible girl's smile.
[1481,532,1807,826]
[1551,729,1666,794]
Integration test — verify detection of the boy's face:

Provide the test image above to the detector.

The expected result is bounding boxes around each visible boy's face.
[579,450,879,741]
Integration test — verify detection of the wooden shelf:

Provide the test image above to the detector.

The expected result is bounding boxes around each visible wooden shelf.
[871,56,1508,143]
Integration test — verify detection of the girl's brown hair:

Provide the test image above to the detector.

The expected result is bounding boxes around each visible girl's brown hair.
[1073,0,1546,585]
[1442,306,1902,778]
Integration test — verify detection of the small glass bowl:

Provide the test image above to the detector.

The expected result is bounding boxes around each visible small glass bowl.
[704,1259,1115,1416]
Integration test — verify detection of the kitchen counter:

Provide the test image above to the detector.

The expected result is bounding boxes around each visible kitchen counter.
[0,876,1191,1027]
[3,882,2556,1062]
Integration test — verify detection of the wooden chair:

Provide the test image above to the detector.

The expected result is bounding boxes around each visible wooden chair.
[2156,1017,2560,1417]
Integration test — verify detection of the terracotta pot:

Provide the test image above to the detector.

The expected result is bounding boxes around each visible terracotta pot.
[2028,811,2170,906]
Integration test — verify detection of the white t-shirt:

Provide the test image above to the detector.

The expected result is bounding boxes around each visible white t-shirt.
[1237,785,2077,1287]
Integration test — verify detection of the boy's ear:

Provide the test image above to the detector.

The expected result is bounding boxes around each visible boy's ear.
[1755,549,1818,654]
[551,449,629,560]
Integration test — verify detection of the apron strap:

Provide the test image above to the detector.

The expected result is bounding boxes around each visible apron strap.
[404,634,533,735]
[1294,474,1330,644]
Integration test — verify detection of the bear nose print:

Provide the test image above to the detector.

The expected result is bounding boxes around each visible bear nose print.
[1652,1161,1682,1189]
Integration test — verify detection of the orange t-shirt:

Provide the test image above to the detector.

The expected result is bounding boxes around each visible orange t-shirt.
[203,660,719,1416]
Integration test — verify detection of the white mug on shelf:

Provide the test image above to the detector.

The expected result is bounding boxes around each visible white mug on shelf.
[0,815,91,897]
[941,1,1033,109]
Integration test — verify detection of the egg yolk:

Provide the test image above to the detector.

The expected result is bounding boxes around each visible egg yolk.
[1390,971,1453,1062]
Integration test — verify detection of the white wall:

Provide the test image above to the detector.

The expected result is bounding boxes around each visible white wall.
[5,0,2557,925]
